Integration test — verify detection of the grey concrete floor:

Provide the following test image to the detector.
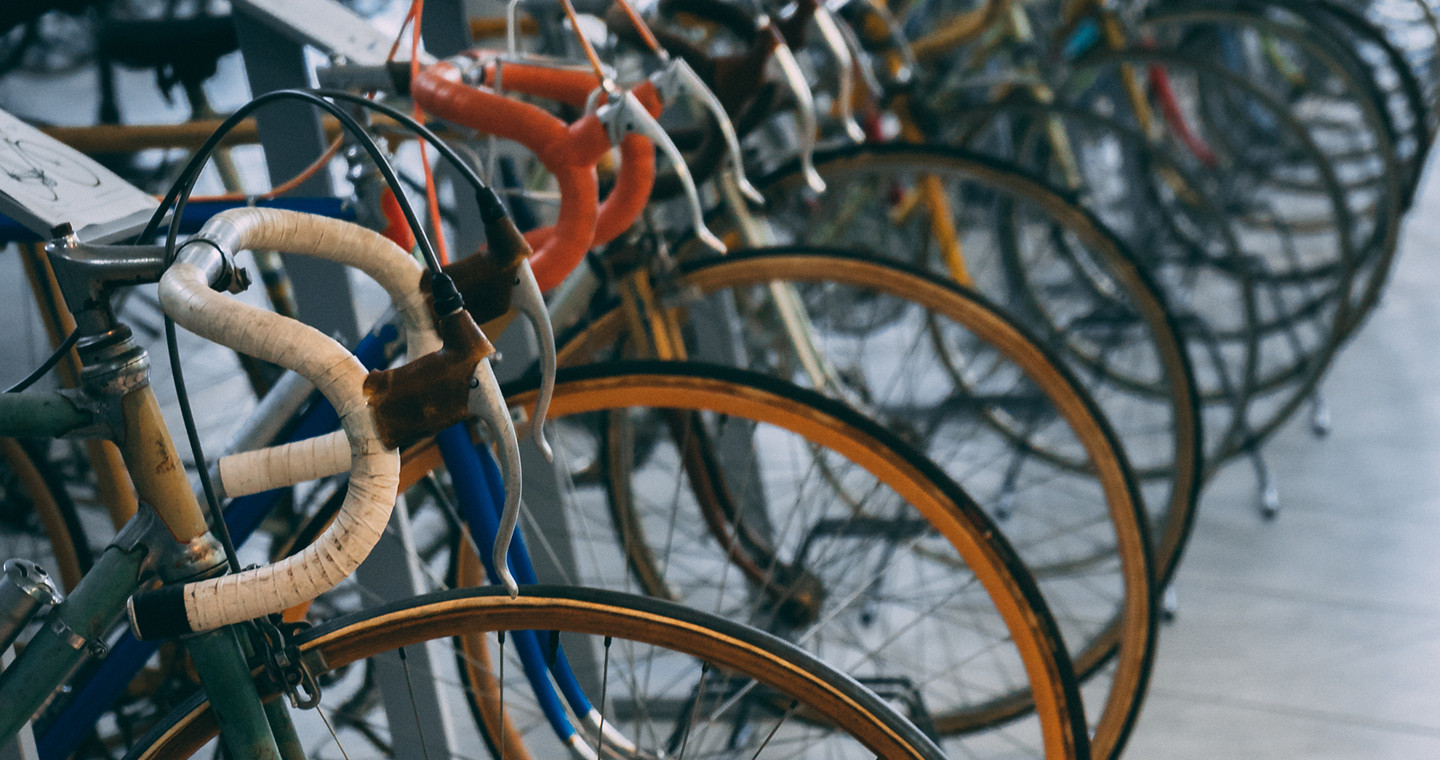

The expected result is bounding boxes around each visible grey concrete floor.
[1123,161,1440,757]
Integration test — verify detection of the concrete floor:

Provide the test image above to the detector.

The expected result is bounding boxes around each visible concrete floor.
[1123,161,1440,757]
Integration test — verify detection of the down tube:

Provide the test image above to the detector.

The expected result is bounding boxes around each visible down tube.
[35,324,398,760]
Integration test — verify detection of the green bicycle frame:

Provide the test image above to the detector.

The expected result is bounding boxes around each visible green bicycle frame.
[0,379,291,760]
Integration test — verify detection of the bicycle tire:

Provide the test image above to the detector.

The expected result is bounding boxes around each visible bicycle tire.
[393,360,1092,756]
[557,250,1156,758]
[120,586,964,760]
[248,359,1088,756]
[720,144,1202,588]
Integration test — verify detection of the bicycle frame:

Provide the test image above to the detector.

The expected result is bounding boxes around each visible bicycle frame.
[32,299,609,760]
[17,5,925,753]
[0,319,291,760]
[15,54,663,758]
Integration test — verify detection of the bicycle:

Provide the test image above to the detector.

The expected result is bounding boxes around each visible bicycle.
[5,59,1100,760]
[0,99,964,760]
[603,0,1202,599]
[353,14,1154,754]
[245,6,1164,755]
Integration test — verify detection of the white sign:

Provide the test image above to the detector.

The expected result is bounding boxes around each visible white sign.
[0,109,158,242]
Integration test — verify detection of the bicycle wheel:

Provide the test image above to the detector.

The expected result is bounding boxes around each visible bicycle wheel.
[404,361,1090,757]
[721,144,1201,588]
[209,360,1082,757]
[121,586,957,760]
[946,78,1349,463]
[1138,4,1404,341]
[0,438,92,591]
[559,249,1155,758]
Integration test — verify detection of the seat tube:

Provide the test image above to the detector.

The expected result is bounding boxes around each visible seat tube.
[80,316,284,758]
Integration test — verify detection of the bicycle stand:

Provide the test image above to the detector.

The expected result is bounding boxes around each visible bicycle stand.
[1309,388,1332,438]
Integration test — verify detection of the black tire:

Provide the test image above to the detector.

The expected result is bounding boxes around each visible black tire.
[559,250,1157,758]
[120,586,968,760]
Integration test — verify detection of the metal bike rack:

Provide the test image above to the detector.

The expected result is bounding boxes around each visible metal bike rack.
[230,3,460,751]
[232,0,375,345]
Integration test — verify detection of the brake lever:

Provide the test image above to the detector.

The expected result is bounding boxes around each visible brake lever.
[507,0,523,55]
[767,36,826,193]
[813,4,865,143]
[596,89,728,253]
[511,258,554,461]
[828,0,884,100]
[468,356,525,598]
[851,0,918,85]
[651,56,765,205]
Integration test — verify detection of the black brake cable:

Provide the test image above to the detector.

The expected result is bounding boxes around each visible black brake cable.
[4,328,80,394]
[143,88,470,573]
[155,89,446,272]
[308,88,505,216]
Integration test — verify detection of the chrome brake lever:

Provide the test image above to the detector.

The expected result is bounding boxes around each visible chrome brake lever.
[507,0,522,55]
[813,5,865,144]
[597,90,728,253]
[651,57,765,205]
[828,0,884,102]
[468,356,524,598]
[868,0,919,84]
[768,40,826,193]
[512,258,555,461]
[829,0,881,101]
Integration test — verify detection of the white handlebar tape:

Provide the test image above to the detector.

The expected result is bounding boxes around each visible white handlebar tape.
[218,431,350,498]
[130,210,405,639]
[209,208,441,500]
[198,207,441,357]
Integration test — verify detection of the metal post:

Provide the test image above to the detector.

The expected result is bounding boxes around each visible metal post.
[352,494,460,759]
[421,0,472,57]
[421,0,488,255]
[232,10,361,345]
